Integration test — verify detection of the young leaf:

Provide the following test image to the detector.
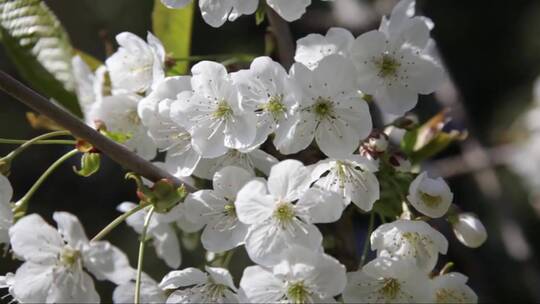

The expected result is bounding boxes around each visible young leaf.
[74,152,100,177]
[152,0,194,75]
[0,0,82,116]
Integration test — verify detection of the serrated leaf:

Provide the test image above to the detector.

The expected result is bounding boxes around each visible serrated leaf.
[152,0,193,75]
[0,0,81,116]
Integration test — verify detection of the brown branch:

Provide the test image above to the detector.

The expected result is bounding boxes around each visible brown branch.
[266,7,295,69]
[0,70,196,192]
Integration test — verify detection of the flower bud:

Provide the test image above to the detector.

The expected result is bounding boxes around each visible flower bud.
[451,213,487,248]
[391,114,419,130]
[360,131,388,159]
[388,152,411,173]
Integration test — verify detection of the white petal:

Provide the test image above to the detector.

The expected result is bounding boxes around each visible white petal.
[248,149,279,177]
[83,241,135,284]
[296,188,345,223]
[199,0,234,27]
[0,174,13,204]
[47,270,100,303]
[213,166,254,199]
[201,221,248,252]
[223,112,258,150]
[240,266,285,303]
[191,122,228,158]
[374,82,418,116]
[205,266,237,290]
[244,221,323,266]
[53,212,89,248]
[404,50,445,94]
[267,159,312,202]
[9,214,63,262]
[113,274,166,304]
[151,224,182,269]
[236,179,275,225]
[165,148,201,177]
[267,0,311,22]
[12,262,53,303]
[159,268,207,289]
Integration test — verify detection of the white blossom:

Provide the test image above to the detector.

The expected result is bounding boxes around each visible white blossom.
[87,93,157,160]
[106,32,165,94]
[295,27,355,70]
[0,174,13,246]
[282,55,372,157]
[170,61,257,158]
[451,213,487,249]
[429,272,478,303]
[139,76,201,176]
[7,213,134,303]
[159,266,240,303]
[343,256,429,303]
[235,159,344,266]
[240,245,347,303]
[350,6,444,116]
[407,172,453,218]
[311,155,380,211]
[184,166,252,252]
[193,148,278,180]
[232,56,301,148]
[371,219,448,273]
[161,0,319,26]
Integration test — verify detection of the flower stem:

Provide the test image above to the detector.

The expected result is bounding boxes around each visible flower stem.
[2,130,71,161]
[359,212,375,267]
[13,149,78,215]
[90,202,152,242]
[0,138,76,145]
[135,205,155,304]
[222,249,236,268]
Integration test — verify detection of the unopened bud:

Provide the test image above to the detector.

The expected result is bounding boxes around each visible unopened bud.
[388,152,411,173]
[360,131,388,159]
[450,213,487,248]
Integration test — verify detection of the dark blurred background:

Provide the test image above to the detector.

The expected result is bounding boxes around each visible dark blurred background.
[2,0,540,302]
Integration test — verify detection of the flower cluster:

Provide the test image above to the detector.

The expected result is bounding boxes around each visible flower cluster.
[0,0,488,303]
[161,0,335,28]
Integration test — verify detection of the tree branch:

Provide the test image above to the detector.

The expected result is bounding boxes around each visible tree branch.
[0,70,196,192]
[266,7,295,69]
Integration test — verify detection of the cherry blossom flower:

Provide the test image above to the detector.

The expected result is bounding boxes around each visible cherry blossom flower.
[7,213,134,303]
[451,213,487,249]
[371,219,448,273]
[240,246,347,303]
[87,93,157,160]
[350,6,444,115]
[311,155,380,211]
[0,174,13,246]
[343,256,429,303]
[161,0,321,27]
[184,166,252,252]
[429,272,478,303]
[232,56,301,149]
[139,76,201,176]
[170,61,257,158]
[235,159,344,266]
[106,32,165,94]
[407,172,453,218]
[283,55,372,157]
[295,27,355,70]
[159,266,240,303]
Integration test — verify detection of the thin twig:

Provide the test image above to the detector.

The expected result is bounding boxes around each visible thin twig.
[0,71,195,192]
[266,6,295,69]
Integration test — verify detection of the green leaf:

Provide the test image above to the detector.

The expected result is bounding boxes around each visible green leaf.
[152,0,194,75]
[0,0,81,116]
[410,130,468,163]
[74,153,100,177]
